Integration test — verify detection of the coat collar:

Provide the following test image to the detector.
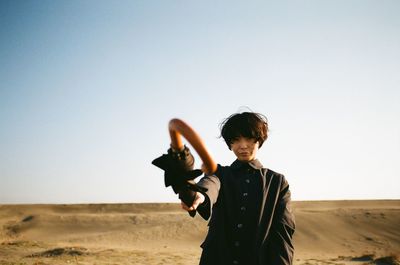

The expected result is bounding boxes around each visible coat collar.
[230,159,263,170]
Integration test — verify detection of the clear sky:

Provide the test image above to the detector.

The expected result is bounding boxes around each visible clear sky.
[1,0,399,204]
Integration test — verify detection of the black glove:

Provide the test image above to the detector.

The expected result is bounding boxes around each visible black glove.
[152,146,207,217]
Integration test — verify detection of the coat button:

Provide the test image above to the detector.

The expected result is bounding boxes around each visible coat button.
[245,179,250,183]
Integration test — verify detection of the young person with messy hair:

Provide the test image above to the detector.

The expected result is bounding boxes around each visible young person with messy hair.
[157,112,295,265]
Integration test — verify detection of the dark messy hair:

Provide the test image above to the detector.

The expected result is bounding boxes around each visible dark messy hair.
[220,112,269,149]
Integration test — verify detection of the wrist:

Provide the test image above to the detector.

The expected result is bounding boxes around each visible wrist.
[198,192,205,204]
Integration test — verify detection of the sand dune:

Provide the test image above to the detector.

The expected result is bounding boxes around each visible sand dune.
[0,200,399,264]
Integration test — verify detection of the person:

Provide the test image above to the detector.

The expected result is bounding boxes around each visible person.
[160,112,295,265]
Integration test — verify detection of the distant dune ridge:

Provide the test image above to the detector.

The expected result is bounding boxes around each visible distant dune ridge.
[0,200,399,265]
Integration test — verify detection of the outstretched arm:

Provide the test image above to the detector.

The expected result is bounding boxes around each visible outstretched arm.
[180,168,221,220]
[152,145,204,217]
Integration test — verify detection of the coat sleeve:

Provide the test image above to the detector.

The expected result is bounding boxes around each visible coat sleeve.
[264,175,295,265]
[195,166,221,220]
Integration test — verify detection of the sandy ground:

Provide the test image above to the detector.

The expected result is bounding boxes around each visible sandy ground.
[0,200,399,265]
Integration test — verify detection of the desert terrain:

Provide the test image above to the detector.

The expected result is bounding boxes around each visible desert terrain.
[0,200,399,265]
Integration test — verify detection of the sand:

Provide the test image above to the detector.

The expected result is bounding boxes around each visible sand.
[0,200,399,265]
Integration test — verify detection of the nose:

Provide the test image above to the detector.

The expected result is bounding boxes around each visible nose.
[238,139,248,149]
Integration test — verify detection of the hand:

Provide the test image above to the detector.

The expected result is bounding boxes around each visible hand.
[181,192,205,212]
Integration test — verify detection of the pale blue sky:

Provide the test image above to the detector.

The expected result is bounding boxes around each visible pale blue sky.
[1,0,399,203]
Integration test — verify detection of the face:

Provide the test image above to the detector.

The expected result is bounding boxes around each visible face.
[230,136,259,162]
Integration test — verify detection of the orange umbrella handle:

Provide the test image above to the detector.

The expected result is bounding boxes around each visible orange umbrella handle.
[169,119,217,175]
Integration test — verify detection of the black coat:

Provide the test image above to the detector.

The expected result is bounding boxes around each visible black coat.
[196,159,295,265]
